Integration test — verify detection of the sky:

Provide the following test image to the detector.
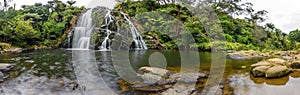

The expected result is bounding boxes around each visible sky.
[1,0,299,33]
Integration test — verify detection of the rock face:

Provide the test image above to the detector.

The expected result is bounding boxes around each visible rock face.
[266,66,290,78]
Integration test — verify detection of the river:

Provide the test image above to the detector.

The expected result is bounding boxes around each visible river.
[0,49,299,95]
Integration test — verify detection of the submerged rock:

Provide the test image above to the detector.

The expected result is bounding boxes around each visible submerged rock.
[266,66,290,78]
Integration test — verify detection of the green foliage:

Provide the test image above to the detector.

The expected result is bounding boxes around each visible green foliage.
[0,0,84,48]
[113,0,292,51]
[288,29,300,42]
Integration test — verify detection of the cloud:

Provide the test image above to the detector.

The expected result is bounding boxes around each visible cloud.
[249,0,300,33]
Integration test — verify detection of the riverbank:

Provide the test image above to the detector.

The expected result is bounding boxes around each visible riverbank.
[226,50,299,60]
[0,45,55,54]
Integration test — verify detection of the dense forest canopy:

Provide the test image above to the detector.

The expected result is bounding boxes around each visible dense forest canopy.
[0,0,299,51]
[0,0,84,48]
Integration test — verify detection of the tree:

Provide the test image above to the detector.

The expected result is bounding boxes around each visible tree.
[288,29,300,43]
[67,0,76,6]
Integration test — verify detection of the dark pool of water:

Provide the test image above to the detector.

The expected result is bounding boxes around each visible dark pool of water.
[0,49,299,95]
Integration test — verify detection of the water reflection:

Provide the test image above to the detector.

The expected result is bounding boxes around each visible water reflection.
[1,50,300,95]
[230,73,300,95]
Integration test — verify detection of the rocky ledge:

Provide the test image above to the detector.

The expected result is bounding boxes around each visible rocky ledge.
[118,67,223,95]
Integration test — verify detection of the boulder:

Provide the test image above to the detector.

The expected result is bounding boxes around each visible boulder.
[138,67,170,77]
[168,73,206,83]
[290,61,300,69]
[251,61,272,68]
[266,66,290,78]
[252,66,270,77]
[267,58,286,66]
[137,67,171,84]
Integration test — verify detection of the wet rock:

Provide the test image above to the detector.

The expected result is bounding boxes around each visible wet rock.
[266,66,290,78]
[138,67,171,84]
[252,66,270,77]
[251,61,272,68]
[168,73,206,83]
[127,67,207,94]
[0,63,14,71]
[267,58,286,66]
[162,83,196,95]
[226,53,252,60]
[199,86,223,95]
[226,50,265,60]
[290,61,300,69]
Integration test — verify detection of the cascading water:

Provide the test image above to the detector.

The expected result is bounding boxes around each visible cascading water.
[72,7,147,50]
[121,12,148,50]
[99,10,114,50]
[72,9,94,50]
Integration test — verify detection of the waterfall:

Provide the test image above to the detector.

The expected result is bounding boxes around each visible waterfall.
[72,9,94,50]
[99,10,114,50]
[72,7,147,50]
[121,12,148,50]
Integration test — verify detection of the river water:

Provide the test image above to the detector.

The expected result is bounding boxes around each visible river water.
[0,49,299,95]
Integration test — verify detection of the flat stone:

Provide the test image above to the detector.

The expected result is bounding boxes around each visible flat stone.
[169,73,206,83]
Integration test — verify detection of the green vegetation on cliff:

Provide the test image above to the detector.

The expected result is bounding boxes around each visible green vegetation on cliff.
[0,0,84,48]
[0,0,299,51]
[114,0,297,51]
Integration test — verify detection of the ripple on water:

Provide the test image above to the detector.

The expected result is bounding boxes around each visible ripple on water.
[0,74,81,95]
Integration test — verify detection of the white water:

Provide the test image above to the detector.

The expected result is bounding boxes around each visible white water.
[72,8,147,50]
[72,9,94,50]
[121,12,148,49]
[99,10,114,50]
